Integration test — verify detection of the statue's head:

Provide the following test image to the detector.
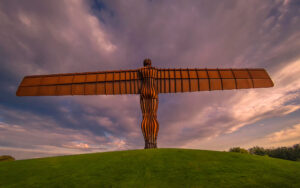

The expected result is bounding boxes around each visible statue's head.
[143,58,152,67]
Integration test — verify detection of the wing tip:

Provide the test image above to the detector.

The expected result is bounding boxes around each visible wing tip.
[270,79,275,87]
[16,91,21,96]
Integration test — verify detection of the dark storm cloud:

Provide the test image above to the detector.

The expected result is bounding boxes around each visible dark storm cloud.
[0,0,300,159]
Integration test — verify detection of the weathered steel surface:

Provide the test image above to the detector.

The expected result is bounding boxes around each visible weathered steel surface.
[16,69,141,96]
[16,59,274,149]
[16,68,273,96]
[156,68,273,93]
[139,59,159,149]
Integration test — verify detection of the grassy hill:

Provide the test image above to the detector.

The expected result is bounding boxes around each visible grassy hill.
[1,148,300,188]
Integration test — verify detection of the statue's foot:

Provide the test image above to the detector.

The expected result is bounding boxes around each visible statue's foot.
[144,142,157,149]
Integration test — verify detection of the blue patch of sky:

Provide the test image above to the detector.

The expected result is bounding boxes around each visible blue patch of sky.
[230,109,300,141]
[89,0,114,24]
[103,131,112,138]
[285,90,300,104]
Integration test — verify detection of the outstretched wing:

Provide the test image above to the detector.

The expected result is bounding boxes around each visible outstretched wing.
[156,68,274,93]
[16,69,141,96]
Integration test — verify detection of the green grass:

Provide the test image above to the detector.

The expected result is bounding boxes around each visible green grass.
[1,148,300,188]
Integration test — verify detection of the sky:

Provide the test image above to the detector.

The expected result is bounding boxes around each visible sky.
[0,0,300,160]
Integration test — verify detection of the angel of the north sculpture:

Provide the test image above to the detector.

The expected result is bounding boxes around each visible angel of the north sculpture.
[16,59,274,149]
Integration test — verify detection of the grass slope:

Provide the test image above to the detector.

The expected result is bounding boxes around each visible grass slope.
[1,148,300,188]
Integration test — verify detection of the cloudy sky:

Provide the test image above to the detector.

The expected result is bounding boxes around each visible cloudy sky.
[0,0,300,159]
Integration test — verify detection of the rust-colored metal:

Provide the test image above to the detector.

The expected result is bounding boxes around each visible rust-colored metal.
[140,59,159,148]
[16,59,274,149]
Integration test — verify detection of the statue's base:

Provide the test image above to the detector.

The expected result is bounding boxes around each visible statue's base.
[144,142,157,149]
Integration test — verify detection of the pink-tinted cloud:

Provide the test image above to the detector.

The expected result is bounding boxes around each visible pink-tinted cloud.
[266,123,300,142]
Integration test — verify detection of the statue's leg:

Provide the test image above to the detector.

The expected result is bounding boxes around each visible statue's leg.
[140,96,159,149]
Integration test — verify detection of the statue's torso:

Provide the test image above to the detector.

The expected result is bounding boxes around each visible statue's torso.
[139,67,157,99]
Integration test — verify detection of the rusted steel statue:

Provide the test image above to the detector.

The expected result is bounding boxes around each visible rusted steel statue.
[16,59,274,149]
[140,59,159,148]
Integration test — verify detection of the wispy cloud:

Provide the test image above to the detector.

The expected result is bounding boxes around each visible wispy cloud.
[266,123,300,143]
[227,59,300,132]
[168,58,300,148]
